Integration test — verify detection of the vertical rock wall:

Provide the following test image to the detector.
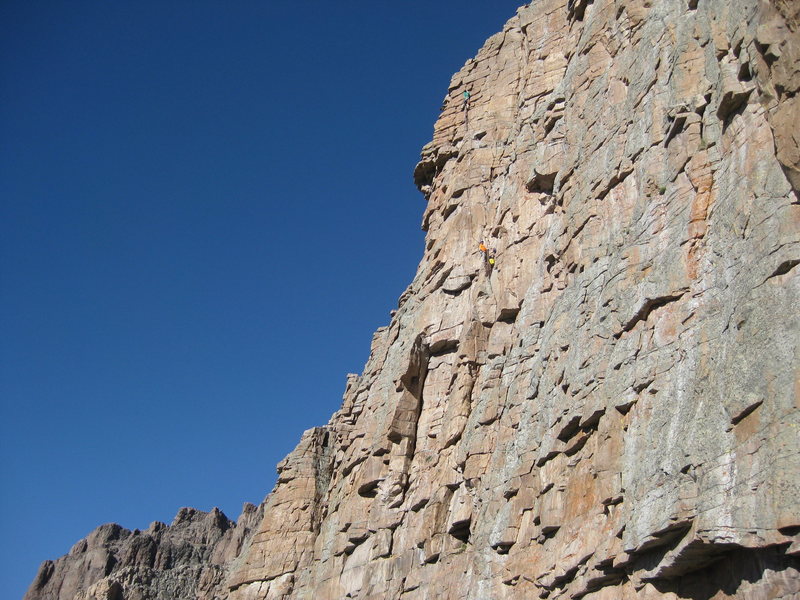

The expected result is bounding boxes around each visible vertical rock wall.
[227,0,799,598]
[25,1,799,599]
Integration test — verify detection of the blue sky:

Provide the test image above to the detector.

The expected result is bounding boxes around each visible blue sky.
[0,2,524,596]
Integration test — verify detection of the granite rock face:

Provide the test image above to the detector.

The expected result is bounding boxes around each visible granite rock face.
[26,1,799,599]
[225,1,799,598]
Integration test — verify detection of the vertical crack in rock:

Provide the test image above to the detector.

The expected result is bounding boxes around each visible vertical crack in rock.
[386,334,430,508]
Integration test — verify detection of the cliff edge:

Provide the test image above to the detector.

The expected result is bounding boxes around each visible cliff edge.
[26,1,799,599]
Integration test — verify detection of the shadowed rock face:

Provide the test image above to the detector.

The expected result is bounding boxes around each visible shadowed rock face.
[26,1,799,599]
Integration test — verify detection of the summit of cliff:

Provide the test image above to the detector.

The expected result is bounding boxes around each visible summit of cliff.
[25,1,799,599]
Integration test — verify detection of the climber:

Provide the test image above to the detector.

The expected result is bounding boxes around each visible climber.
[478,239,498,273]
[463,89,471,111]
[479,241,495,269]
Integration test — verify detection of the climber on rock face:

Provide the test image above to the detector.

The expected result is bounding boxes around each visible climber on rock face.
[463,89,471,111]
[479,241,496,269]
[479,241,497,271]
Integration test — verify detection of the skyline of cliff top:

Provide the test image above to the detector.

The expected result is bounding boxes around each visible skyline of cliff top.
[1,2,525,598]
[12,0,800,598]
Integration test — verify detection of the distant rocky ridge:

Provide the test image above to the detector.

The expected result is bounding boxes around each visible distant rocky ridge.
[26,0,799,599]
[25,505,263,600]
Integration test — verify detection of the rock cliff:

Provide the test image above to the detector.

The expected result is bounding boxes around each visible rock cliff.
[25,1,799,599]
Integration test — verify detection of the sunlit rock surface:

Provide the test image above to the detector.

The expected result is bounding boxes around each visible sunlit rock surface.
[26,1,799,599]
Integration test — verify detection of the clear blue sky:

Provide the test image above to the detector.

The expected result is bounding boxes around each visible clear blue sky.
[0,2,523,597]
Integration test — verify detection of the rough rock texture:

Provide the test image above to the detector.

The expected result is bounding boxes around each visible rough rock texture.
[225,1,800,598]
[25,505,263,600]
[26,1,799,599]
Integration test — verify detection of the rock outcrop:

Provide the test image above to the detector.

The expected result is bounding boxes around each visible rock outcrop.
[26,1,799,599]
[24,505,263,600]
